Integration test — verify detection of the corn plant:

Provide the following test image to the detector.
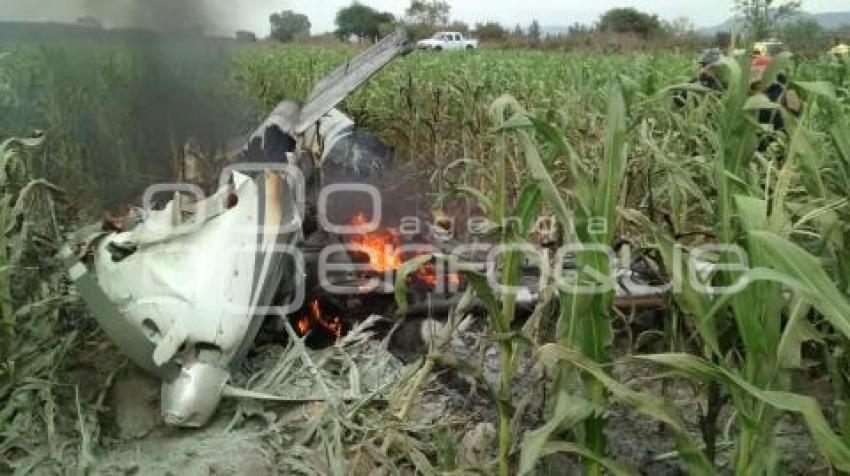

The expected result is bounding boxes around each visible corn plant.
[0,134,79,473]
[393,96,547,475]
[510,81,717,474]
[616,54,850,473]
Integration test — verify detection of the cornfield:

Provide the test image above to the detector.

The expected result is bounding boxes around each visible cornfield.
[2,34,850,474]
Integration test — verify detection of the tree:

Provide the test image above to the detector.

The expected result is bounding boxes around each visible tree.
[446,21,470,35]
[568,23,592,35]
[405,0,451,27]
[269,10,311,42]
[597,8,663,38]
[335,2,395,41]
[733,0,802,40]
[528,20,542,41]
[475,22,507,41]
[235,30,258,42]
[780,18,826,54]
[513,24,524,37]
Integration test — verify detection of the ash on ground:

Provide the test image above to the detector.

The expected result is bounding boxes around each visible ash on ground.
[71,313,825,475]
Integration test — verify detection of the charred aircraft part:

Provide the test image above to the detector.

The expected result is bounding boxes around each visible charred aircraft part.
[244,27,411,174]
[63,28,412,427]
[64,169,300,427]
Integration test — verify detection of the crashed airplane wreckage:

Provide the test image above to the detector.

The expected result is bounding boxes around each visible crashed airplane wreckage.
[61,28,414,427]
[61,28,676,428]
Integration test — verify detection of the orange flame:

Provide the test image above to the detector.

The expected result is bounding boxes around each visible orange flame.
[296,316,311,335]
[294,299,342,340]
[415,262,462,289]
[311,299,342,339]
[347,212,403,273]
[346,212,462,289]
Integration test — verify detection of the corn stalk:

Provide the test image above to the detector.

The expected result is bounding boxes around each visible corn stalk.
[623,54,850,473]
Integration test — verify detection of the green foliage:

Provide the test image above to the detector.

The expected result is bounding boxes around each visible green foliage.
[598,8,664,38]
[269,10,311,42]
[734,0,802,39]
[475,22,508,41]
[0,134,87,474]
[334,2,395,41]
[780,19,827,56]
[405,0,451,27]
[523,81,630,476]
[405,0,452,40]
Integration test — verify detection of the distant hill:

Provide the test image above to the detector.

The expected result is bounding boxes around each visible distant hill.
[700,11,850,35]
[542,11,850,38]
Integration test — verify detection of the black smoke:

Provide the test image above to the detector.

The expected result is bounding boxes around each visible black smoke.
[0,1,261,210]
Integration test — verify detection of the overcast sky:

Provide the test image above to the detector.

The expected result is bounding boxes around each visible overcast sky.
[1,0,848,36]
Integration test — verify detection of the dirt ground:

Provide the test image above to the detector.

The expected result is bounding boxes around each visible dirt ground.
[50,315,829,476]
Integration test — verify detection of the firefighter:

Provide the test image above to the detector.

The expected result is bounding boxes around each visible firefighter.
[674,48,725,108]
[830,39,849,59]
[693,48,726,92]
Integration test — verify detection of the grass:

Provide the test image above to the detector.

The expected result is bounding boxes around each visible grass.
[2,33,850,474]
[0,134,89,473]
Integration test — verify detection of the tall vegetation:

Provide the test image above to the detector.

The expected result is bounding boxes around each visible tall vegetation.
[734,0,802,39]
[0,35,256,210]
[4,30,850,474]
[780,18,828,56]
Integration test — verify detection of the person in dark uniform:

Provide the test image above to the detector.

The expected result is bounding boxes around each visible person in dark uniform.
[749,55,803,150]
[693,48,726,92]
[674,48,726,108]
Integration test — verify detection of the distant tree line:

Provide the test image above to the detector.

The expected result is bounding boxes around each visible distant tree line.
[257,3,697,45]
[251,0,848,56]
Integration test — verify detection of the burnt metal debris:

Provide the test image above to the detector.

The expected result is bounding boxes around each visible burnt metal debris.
[62,28,413,427]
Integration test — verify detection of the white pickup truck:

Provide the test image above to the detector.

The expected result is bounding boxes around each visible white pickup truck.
[417,31,479,51]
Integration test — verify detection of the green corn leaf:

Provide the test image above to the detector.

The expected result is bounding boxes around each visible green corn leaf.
[595,82,628,243]
[512,181,543,239]
[638,353,850,472]
[621,209,721,356]
[538,344,716,475]
[526,116,574,163]
[748,230,850,341]
[464,270,506,332]
[794,81,838,102]
[776,295,821,370]
[394,254,443,314]
[451,184,496,217]
[656,82,715,97]
[743,94,780,111]
[519,392,598,475]
[536,441,637,476]
[516,126,576,240]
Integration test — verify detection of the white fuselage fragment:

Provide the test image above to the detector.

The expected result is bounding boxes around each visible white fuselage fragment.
[95,172,262,369]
